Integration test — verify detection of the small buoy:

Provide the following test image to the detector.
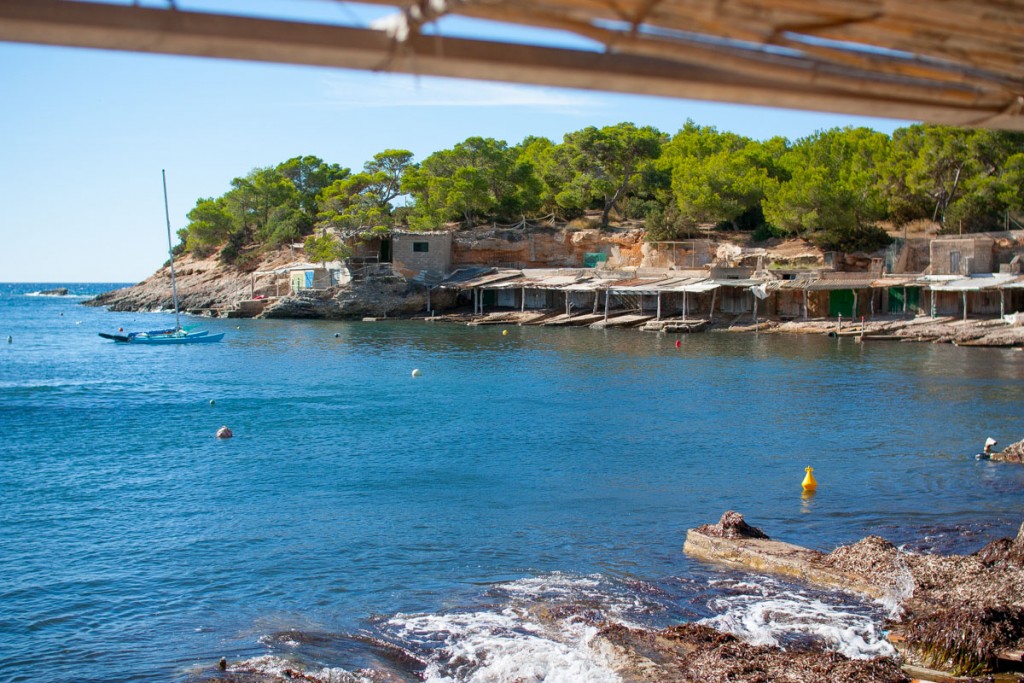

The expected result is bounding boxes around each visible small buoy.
[411,368,422,377]
[502,329,508,336]
[219,657,227,671]
[675,340,681,349]
[118,327,123,332]
[7,335,11,344]
[801,466,817,491]
[216,425,233,439]
[236,326,241,329]
[209,399,215,406]
[334,333,340,338]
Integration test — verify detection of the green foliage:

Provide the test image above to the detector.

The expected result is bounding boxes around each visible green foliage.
[175,122,1024,263]
[557,122,665,227]
[403,137,540,227]
[762,127,891,248]
[303,233,351,268]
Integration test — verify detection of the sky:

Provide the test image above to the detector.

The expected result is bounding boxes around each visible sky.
[0,1,913,283]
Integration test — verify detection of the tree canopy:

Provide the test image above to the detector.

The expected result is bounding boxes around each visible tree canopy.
[178,123,1024,265]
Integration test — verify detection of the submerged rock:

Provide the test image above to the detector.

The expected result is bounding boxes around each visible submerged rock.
[595,622,910,683]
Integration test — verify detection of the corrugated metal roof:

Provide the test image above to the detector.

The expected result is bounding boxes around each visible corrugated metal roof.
[440,268,520,289]
[999,276,1024,289]
[928,274,1019,291]
[709,278,770,288]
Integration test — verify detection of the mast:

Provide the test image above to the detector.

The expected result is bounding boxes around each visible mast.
[162,169,182,330]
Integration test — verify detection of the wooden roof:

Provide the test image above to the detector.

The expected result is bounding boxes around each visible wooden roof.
[3,0,1024,128]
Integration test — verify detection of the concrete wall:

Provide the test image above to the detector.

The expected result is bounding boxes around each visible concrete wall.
[929,238,994,274]
[392,232,452,278]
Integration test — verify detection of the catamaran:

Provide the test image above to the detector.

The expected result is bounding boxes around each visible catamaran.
[100,170,224,345]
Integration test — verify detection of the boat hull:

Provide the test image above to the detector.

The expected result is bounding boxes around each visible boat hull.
[99,331,224,344]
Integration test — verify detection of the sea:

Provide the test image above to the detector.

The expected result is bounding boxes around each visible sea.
[2,282,1024,683]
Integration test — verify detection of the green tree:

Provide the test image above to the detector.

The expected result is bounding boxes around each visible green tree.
[556,123,665,227]
[763,127,892,251]
[662,122,777,231]
[303,232,351,269]
[184,198,235,256]
[403,137,538,227]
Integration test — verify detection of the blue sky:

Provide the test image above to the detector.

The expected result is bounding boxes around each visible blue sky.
[0,6,912,282]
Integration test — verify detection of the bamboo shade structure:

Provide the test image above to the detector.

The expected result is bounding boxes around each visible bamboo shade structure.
[2,0,1024,128]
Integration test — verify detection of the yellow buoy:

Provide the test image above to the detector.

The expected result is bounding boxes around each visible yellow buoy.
[502,329,508,336]
[801,466,817,491]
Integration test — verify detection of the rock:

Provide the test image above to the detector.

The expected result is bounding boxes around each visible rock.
[993,438,1024,464]
[38,287,68,296]
[694,510,770,539]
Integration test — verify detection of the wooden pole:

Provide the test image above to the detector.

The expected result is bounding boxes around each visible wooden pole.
[1000,289,1005,318]
[683,290,688,320]
[656,291,662,320]
[521,287,526,312]
[709,288,717,319]
[604,289,610,321]
[962,291,968,321]
[903,286,908,314]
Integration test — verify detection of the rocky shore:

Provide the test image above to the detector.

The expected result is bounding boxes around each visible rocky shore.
[684,512,1024,682]
[198,516,1024,683]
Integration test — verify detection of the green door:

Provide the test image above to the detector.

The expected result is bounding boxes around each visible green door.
[888,287,920,313]
[829,289,855,317]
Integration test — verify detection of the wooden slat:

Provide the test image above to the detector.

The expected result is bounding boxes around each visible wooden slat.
[1,0,1024,128]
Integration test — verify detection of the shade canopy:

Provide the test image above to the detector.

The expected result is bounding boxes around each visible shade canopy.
[3,0,1024,128]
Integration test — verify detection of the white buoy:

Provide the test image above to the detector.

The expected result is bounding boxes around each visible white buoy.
[216,425,233,439]
[411,368,422,377]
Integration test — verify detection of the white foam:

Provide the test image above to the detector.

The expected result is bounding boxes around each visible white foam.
[387,605,621,683]
[231,654,371,682]
[700,579,896,660]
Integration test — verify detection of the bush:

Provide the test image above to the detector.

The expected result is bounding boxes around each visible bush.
[809,223,892,252]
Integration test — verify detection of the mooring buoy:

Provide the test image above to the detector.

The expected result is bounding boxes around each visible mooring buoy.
[801,466,817,491]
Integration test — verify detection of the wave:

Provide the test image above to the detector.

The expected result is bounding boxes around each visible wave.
[701,576,897,660]
[221,572,897,682]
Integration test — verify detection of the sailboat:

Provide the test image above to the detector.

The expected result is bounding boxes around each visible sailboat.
[100,170,224,344]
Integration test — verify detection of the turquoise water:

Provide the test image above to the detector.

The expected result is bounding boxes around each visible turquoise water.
[2,283,1023,682]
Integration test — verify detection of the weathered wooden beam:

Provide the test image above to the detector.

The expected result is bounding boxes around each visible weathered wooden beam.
[3,0,1024,128]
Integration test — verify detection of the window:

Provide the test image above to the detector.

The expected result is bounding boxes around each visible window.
[413,242,429,253]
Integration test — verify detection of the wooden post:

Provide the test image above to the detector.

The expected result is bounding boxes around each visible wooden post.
[683,290,688,320]
[753,295,758,323]
[521,287,526,312]
[903,286,908,314]
[592,291,599,314]
[709,288,717,319]
[962,291,968,321]
[427,286,431,314]
[604,289,610,321]
[853,289,859,318]
[250,272,255,298]
[565,291,570,317]
[869,289,874,318]
[803,289,808,320]
[1000,290,1005,318]
[656,291,662,320]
